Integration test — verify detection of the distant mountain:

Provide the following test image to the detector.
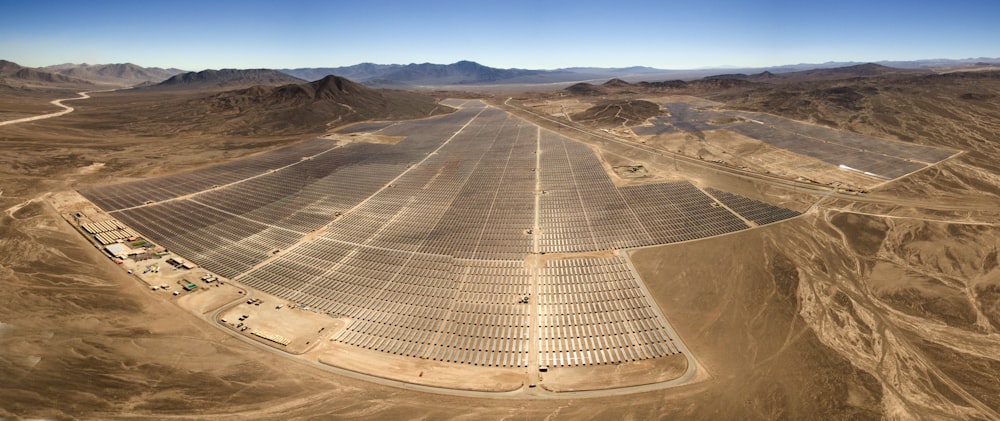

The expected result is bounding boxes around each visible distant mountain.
[383,60,546,84]
[0,59,93,88]
[563,77,753,96]
[178,75,453,135]
[558,66,650,73]
[42,63,184,86]
[282,63,404,83]
[863,57,1000,69]
[785,63,928,79]
[706,63,929,83]
[282,61,713,86]
[562,63,957,98]
[153,69,305,90]
[282,60,550,86]
[281,59,969,88]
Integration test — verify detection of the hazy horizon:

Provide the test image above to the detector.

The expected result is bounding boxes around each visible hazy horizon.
[2,0,999,71]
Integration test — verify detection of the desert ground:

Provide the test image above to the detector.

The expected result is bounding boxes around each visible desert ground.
[2,68,1000,420]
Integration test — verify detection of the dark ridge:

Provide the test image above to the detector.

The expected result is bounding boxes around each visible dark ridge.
[603,78,631,87]
[636,80,687,89]
[564,82,606,96]
[154,68,305,90]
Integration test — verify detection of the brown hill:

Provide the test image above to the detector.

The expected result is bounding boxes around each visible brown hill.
[0,73,454,142]
[152,68,305,91]
[147,75,454,136]
[0,59,23,75]
[565,82,607,96]
[602,78,631,88]
[635,80,687,89]
[570,99,661,128]
[685,78,757,89]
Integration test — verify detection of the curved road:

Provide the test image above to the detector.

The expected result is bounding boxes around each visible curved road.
[0,89,112,127]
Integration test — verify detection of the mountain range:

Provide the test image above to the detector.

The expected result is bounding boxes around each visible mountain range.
[281,60,553,86]
[280,58,1000,87]
[42,62,184,86]
[4,57,1000,91]
[0,59,94,88]
[702,63,932,83]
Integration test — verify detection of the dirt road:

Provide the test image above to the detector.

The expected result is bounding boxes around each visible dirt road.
[0,90,109,127]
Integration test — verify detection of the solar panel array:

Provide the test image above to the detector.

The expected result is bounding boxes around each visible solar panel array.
[79,99,803,370]
[79,139,341,211]
[538,256,681,367]
[539,133,654,252]
[704,188,801,226]
[632,102,957,179]
[620,183,750,243]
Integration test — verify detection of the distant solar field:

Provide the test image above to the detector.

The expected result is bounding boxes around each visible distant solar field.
[632,102,958,179]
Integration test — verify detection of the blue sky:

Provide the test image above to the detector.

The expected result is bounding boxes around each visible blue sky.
[1,0,998,70]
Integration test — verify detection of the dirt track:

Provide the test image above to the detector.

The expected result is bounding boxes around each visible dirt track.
[0,90,106,127]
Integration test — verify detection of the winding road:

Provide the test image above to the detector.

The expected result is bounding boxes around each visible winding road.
[0,89,111,127]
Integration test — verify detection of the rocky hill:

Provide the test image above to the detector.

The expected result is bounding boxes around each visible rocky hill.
[171,75,453,135]
[570,99,661,128]
[153,68,305,90]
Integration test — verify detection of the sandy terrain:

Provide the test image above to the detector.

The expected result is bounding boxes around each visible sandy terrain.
[315,342,525,392]
[540,354,687,392]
